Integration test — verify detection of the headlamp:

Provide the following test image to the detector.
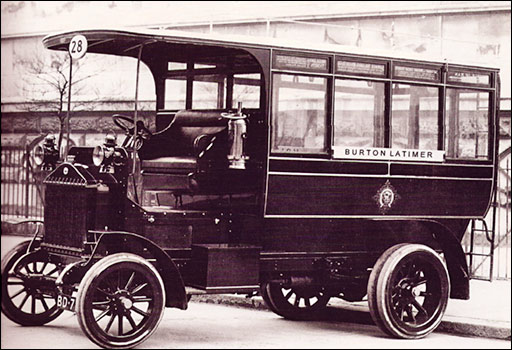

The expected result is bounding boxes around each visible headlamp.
[92,145,105,166]
[33,135,59,170]
[33,145,45,166]
[93,135,120,171]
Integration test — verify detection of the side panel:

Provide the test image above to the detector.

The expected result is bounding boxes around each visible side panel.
[259,218,448,253]
[265,159,493,218]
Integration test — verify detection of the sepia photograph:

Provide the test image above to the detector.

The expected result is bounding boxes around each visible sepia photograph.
[1,1,510,348]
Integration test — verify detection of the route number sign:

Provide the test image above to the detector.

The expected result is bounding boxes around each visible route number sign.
[68,35,88,59]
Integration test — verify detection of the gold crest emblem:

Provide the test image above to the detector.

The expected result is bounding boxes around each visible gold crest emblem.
[373,180,400,214]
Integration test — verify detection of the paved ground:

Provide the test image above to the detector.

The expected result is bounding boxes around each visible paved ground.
[2,302,511,349]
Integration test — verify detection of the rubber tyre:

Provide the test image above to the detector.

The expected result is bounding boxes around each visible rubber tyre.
[76,253,165,349]
[1,240,63,326]
[368,243,450,339]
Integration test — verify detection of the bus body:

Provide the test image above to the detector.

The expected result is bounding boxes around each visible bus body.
[1,28,499,348]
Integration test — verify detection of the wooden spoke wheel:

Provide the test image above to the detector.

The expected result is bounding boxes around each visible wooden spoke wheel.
[1,241,64,326]
[76,253,165,349]
[263,282,330,320]
[368,244,450,339]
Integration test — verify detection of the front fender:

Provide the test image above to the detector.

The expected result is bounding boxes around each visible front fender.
[88,231,188,309]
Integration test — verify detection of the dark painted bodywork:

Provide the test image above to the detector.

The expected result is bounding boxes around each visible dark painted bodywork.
[39,29,500,304]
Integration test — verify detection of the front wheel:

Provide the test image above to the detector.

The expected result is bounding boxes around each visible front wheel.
[76,253,166,349]
[367,243,450,339]
[1,241,64,326]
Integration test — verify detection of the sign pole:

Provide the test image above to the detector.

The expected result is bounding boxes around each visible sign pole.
[66,53,72,158]
[66,34,88,158]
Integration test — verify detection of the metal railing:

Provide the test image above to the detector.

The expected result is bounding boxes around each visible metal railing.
[492,157,511,280]
[1,145,44,219]
[463,156,511,280]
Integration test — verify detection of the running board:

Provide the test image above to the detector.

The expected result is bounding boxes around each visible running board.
[185,285,259,295]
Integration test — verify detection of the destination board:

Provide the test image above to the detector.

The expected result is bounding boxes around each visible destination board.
[333,146,445,162]
[447,71,490,86]
[273,53,329,73]
[394,65,440,82]
[336,59,386,77]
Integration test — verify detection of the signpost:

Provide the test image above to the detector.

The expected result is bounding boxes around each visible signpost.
[65,35,88,157]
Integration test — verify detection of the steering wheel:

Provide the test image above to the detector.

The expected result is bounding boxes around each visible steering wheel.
[112,114,152,148]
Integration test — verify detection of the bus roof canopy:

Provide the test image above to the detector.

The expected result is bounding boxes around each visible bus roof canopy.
[43,28,499,71]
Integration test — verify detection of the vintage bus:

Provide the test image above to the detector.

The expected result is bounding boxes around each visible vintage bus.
[1,28,500,348]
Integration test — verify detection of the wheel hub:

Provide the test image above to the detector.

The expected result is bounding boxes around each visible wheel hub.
[119,296,133,310]
[397,280,419,304]
[113,291,134,312]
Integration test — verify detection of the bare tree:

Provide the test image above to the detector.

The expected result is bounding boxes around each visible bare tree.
[15,51,100,154]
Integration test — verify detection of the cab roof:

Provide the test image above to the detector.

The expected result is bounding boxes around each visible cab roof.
[43,27,500,71]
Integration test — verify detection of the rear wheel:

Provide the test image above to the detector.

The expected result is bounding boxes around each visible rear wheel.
[76,253,166,349]
[368,244,450,339]
[1,241,64,326]
[263,282,330,320]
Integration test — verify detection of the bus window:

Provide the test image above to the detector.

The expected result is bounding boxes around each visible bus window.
[193,75,227,109]
[334,79,385,148]
[392,84,439,150]
[165,78,186,109]
[271,73,328,154]
[233,73,260,108]
[445,89,489,160]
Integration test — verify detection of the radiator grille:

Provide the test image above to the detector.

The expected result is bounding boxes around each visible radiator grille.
[44,184,96,249]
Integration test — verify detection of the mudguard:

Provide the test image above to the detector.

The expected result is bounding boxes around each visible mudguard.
[87,231,188,309]
[375,219,470,300]
[421,220,470,300]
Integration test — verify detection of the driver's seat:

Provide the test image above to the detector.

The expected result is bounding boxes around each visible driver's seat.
[139,110,228,190]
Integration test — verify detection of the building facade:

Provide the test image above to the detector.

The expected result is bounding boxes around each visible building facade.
[1,1,511,147]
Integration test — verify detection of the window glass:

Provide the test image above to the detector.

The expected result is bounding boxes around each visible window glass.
[168,62,187,70]
[446,89,489,159]
[392,84,439,150]
[193,75,226,109]
[271,74,328,154]
[164,78,186,109]
[334,79,385,148]
[233,73,260,108]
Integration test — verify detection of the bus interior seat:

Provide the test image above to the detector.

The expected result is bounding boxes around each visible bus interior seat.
[139,110,228,174]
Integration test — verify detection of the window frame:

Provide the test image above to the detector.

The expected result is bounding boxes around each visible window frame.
[270,71,331,156]
[390,82,442,152]
[268,51,497,163]
[333,77,387,150]
[444,87,493,161]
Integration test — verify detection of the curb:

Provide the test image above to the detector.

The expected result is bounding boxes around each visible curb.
[438,318,511,341]
[190,294,511,341]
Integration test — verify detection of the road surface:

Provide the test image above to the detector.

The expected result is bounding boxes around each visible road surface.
[1,300,510,349]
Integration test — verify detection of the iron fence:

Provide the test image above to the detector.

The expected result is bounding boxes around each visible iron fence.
[1,145,44,219]
[463,156,511,280]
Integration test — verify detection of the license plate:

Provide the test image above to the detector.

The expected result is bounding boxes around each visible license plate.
[56,293,75,312]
